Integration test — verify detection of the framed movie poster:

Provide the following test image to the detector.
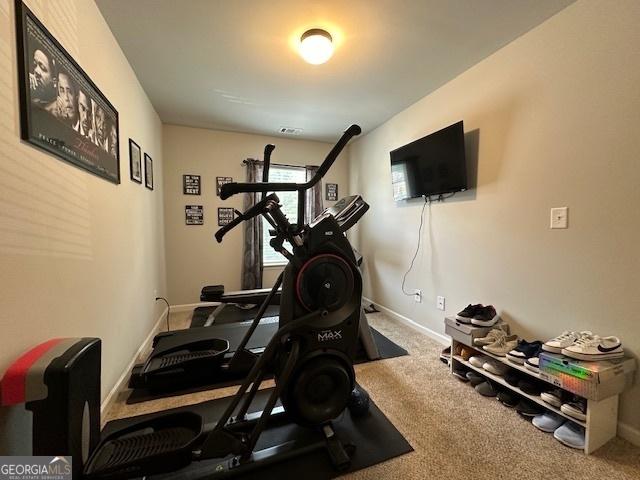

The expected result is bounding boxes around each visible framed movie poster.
[185,205,203,225]
[326,183,338,201]
[216,176,233,196]
[183,174,201,195]
[217,208,235,226]
[144,153,153,190]
[15,1,120,184]
[129,139,141,183]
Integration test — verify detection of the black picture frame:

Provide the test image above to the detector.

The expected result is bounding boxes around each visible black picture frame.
[185,205,203,225]
[129,139,142,183]
[326,183,338,201]
[183,174,201,195]
[217,207,235,226]
[144,153,153,190]
[14,0,120,184]
[216,176,233,197]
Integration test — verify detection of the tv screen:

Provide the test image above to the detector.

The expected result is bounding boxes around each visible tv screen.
[390,121,467,201]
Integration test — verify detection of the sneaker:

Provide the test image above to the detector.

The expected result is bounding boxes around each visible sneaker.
[482,359,509,376]
[483,335,519,356]
[473,325,509,346]
[532,412,566,433]
[466,371,485,386]
[455,304,483,324]
[524,356,540,373]
[561,335,624,361]
[506,340,543,364]
[468,355,491,368]
[471,305,500,327]
[515,399,545,417]
[475,381,498,397]
[452,365,469,382]
[543,331,592,354]
[505,370,523,387]
[561,397,587,421]
[540,388,564,408]
[518,378,544,396]
[554,421,585,449]
[497,390,519,408]
[440,346,451,365]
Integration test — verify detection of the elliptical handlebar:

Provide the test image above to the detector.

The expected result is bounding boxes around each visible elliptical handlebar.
[215,193,281,243]
[219,125,361,200]
[261,144,275,201]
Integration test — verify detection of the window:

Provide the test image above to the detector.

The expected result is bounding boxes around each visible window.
[262,165,307,266]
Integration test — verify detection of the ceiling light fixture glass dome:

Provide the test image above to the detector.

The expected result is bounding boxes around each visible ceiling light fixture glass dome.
[299,29,334,65]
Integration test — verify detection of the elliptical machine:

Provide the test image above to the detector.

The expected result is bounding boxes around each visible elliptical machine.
[5,125,369,479]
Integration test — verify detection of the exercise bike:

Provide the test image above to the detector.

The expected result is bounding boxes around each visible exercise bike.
[7,125,369,479]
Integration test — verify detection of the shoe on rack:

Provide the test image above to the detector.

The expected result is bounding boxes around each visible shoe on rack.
[543,331,592,354]
[469,355,492,369]
[540,388,565,408]
[562,335,624,361]
[553,421,585,449]
[475,381,498,397]
[466,371,485,386]
[471,305,500,327]
[518,378,544,396]
[506,340,543,365]
[460,346,475,361]
[456,304,483,324]
[473,325,509,346]
[440,346,451,366]
[452,365,469,382]
[504,370,523,387]
[561,397,587,422]
[482,359,509,376]
[515,399,545,417]
[483,335,519,356]
[497,390,519,408]
[524,356,540,373]
[532,412,566,433]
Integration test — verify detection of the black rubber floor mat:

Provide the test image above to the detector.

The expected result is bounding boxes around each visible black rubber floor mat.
[126,327,408,404]
[106,388,412,480]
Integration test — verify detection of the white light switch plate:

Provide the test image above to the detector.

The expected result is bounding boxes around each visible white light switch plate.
[437,296,445,311]
[550,207,568,229]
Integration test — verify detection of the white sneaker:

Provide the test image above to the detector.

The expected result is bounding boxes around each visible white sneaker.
[543,331,591,353]
[561,335,624,361]
[469,355,491,368]
[482,359,509,376]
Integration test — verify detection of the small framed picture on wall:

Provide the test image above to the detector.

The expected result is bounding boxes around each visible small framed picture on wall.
[144,153,153,190]
[183,174,201,195]
[216,176,233,196]
[129,139,142,183]
[325,183,338,201]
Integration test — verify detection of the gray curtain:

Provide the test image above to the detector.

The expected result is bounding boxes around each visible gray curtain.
[305,165,323,223]
[241,159,263,290]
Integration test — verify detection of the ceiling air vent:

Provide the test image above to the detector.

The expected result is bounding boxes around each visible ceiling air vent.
[279,127,303,135]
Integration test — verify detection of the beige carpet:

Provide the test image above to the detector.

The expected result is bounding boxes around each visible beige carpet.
[105,311,640,479]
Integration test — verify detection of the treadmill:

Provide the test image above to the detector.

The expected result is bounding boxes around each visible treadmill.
[129,196,380,392]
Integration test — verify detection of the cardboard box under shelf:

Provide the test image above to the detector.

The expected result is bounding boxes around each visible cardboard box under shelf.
[444,316,510,346]
[539,352,636,401]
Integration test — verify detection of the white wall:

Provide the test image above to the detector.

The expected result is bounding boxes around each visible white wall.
[0,0,166,452]
[349,0,640,439]
[163,125,348,305]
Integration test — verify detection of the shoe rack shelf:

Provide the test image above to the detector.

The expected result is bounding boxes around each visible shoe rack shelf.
[449,338,619,454]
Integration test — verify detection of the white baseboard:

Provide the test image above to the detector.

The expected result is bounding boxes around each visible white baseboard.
[363,297,449,346]
[618,421,640,447]
[170,302,218,313]
[100,306,168,418]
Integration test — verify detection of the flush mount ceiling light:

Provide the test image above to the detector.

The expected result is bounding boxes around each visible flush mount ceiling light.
[299,29,334,65]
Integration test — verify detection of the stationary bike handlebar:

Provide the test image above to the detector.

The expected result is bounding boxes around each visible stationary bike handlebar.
[220,124,361,200]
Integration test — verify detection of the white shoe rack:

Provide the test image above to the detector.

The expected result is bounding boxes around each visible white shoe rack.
[449,337,619,454]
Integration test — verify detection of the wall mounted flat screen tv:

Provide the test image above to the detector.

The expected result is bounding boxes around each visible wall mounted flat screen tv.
[390,121,467,201]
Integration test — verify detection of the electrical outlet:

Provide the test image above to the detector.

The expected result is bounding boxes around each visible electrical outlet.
[550,207,568,229]
[414,290,422,303]
[437,296,445,311]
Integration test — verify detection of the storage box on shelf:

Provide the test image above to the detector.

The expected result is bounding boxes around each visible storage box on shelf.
[445,316,635,455]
